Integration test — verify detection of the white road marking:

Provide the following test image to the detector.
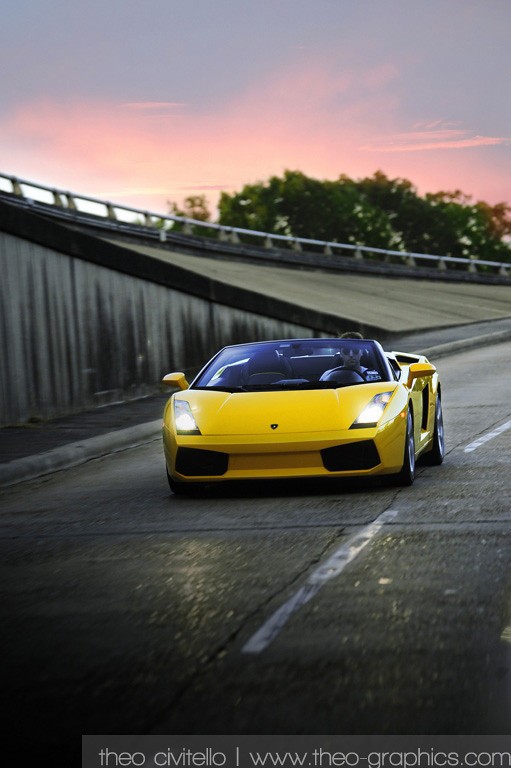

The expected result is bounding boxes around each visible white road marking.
[242,509,398,654]
[464,419,511,453]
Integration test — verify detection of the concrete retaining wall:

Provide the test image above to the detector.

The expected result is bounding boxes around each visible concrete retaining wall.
[0,227,314,425]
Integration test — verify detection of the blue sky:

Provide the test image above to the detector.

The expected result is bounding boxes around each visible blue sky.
[1,0,510,214]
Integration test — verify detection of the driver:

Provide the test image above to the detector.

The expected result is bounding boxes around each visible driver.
[320,345,369,381]
[320,336,381,382]
[338,345,367,373]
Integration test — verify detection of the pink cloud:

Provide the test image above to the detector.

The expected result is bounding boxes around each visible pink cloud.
[1,63,509,215]
[0,57,400,211]
[363,127,511,153]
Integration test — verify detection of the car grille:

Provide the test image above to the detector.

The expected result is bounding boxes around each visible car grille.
[175,447,229,476]
[321,440,381,471]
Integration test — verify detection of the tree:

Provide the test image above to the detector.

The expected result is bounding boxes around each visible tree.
[168,194,211,221]
[218,170,398,249]
[424,191,511,262]
[475,201,511,240]
[186,171,511,263]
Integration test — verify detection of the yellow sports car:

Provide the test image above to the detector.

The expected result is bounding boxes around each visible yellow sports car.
[162,338,444,494]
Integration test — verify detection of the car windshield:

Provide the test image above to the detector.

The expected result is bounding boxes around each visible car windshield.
[192,339,393,391]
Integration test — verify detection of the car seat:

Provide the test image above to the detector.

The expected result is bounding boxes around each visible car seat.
[244,349,294,385]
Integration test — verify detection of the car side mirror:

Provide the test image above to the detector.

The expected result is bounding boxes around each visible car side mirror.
[406,362,436,389]
[162,372,190,390]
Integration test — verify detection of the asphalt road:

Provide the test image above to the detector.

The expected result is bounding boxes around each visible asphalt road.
[1,343,510,763]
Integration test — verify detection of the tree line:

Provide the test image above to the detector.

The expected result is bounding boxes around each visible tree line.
[169,169,511,263]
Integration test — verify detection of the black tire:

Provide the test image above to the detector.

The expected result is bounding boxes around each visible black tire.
[423,397,445,465]
[384,409,415,486]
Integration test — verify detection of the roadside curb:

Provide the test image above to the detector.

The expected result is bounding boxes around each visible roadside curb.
[419,328,511,360]
[2,329,511,489]
[0,419,162,489]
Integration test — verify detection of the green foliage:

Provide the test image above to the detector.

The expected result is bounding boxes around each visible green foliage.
[169,194,211,221]
[167,194,214,236]
[219,171,395,249]
[217,170,511,263]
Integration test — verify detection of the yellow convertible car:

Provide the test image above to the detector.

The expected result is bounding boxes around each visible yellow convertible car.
[162,337,444,494]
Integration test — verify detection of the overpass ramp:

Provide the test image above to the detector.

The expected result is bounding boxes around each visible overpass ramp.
[111,238,511,336]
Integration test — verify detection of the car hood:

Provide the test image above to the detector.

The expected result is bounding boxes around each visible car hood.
[181,385,398,435]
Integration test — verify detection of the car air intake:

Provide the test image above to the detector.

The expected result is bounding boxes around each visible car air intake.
[175,448,229,476]
[321,441,381,471]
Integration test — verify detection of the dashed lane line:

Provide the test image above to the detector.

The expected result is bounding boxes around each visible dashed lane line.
[242,508,398,654]
[464,419,511,453]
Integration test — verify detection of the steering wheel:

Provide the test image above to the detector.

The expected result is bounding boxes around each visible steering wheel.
[320,368,366,384]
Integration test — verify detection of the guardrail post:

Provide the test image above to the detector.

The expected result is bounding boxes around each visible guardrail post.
[323,244,332,256]
[264,236,273,249]
[159,229,167,242]
[52,189,63,207]
[406,253,417,267]
[437,258,447,271]
[182,222,194,235]
[499,264,509,277]
[468,255,478,273]
[230,230,240,244]
[11,177,23,197]
[144,212,154,227]
[355,248,364,260]
[65,194,77,211]
[106,203,117,220]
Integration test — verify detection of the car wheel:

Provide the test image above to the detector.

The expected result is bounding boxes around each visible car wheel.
[423,397,445,465]
[384,409,415,486]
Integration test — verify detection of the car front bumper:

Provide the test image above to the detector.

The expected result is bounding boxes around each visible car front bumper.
[163,413,408,483]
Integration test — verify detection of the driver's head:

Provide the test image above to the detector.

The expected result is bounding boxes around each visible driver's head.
[340,346,363,368]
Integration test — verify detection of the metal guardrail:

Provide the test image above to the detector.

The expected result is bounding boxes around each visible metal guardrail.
[1,172,509,276]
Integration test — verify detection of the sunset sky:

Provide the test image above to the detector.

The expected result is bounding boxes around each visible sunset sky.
[1,0,510,217]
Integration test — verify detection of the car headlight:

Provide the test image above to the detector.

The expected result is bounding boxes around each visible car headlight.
[351,391,393,428]
[174,399,201,434]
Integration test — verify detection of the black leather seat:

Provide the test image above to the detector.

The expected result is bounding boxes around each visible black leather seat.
[244,349,293,384]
